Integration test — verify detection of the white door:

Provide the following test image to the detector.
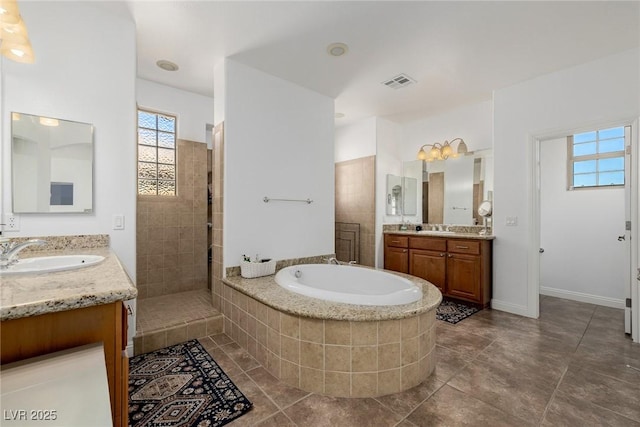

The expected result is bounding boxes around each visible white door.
[623,126,632,334]
[540,134,627,312]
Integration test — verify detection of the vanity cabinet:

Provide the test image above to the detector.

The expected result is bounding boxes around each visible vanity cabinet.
[384,235,409,274]
[1,302,129,427]
[385,234,492,307]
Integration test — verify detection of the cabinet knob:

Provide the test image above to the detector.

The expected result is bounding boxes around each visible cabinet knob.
[448,254,453,258]
[403,249,407,253]
[439,253,445,257]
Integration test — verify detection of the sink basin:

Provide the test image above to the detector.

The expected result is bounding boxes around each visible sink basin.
[0,255,105,276]
[417,230,456,235]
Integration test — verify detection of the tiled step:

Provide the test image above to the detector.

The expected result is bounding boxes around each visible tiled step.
[134,289,223,355]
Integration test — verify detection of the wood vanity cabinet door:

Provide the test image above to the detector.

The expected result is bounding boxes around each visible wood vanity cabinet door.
[409,249,446,293]
[384,246,409,273]
[446,253,482,302]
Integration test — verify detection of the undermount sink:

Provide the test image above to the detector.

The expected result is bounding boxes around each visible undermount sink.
[417,230,456,235]
[0,255,105,276]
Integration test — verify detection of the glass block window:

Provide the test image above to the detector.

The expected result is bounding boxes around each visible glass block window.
[568,126,626,189]
[137,109,177,195]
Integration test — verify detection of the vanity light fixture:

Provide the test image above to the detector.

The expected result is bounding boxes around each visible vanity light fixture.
[417,138,469,162]
[0,0,35,64]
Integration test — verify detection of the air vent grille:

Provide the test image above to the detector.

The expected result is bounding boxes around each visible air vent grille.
[382,73,416,89]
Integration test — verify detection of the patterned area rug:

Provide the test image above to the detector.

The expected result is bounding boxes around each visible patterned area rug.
[436,299,479,324]
[129,339,252,427]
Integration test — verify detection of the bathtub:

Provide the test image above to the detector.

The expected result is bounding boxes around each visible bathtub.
[275,264,422,306]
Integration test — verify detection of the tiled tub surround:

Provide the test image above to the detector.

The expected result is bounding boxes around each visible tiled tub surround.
[222,271,441,398]
[1,246,137,320]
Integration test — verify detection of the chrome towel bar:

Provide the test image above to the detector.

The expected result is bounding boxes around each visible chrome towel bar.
[263,197,313,204]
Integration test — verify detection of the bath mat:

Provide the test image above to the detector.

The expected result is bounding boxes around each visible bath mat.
[128,339,252,427]
[436,299,479,324]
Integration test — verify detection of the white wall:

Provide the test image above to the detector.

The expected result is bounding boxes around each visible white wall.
[1,2,137,278]
[493,48,639,317]
[540,137,625,306]
[335,117,377,162]
[401,100,493,160]
[137,78,214,144]
[223,60,335,267]
[375,117,403,267]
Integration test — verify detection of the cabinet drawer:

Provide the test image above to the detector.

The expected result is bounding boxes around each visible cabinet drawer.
[447,240,480,255]
[409,237,446,251]
[385,235,408,248]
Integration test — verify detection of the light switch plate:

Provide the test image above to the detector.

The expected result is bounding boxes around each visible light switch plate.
[112,214,125,230]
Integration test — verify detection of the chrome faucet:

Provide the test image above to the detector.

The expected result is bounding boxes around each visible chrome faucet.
[0,239,47,269]
[327,257,340,265]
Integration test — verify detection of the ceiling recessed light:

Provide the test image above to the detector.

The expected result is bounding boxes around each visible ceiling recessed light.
[156,59,179,72]
[334,112,345,119]
[327,43,348,57]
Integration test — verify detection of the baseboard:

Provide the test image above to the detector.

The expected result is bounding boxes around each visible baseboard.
[490,299,532,318]
[540,286,625,309]
[126,341,134,358]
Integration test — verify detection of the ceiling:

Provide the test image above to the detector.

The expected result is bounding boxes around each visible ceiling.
[99,1,639,124]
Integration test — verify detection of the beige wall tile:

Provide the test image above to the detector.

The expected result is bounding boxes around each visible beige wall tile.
[281,313,300,339]
[267,327,281,355]
[300,342,324,369]
[378,369,402,396]
[401,336,420,365]
[280,360,300,388]
[187,319,207,339]
[300,368,324,394]
[300,318,324,343]
[166,326,187,346]
[352,346,377,372]
[351,372,377,398]
[325,345,351,372]
[378,343,401,370]
[378,320,401,344]
[281,336,300,364]
[325,320,350,345]
[351,322,378,345]
[401,362,421,390]
[256,321,268,346]
[325,371,351,397]
[401,316,419,339]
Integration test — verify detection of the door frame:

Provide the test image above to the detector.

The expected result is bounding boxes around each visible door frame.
[527,118,639,342]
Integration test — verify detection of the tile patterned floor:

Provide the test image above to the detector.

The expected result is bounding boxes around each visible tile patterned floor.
[193,296,640,426]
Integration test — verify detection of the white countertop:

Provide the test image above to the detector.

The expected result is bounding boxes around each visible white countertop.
[0,343,113,426]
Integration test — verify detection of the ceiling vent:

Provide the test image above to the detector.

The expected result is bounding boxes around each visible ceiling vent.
[382,73,416,89]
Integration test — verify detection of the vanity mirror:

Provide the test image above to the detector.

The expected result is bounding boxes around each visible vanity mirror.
[385,174,417,216]
[403,148,493,225]
[12,112,94,213]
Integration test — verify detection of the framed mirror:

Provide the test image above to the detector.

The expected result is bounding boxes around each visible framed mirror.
[12,112,94,213]
[403,148,493,225]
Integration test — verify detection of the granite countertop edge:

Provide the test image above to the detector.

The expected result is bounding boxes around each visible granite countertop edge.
[384,230,495,240]
[1,248,137,321]
[223,268,442,322]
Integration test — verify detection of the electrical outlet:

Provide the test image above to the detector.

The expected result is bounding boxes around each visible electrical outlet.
[3,213,19,231]
[506,216,518,226]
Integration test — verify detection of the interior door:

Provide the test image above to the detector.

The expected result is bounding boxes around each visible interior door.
[623,126,632,334]
[540,136,626,313]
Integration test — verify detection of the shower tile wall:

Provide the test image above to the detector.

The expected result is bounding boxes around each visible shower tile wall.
[137,139,209,298]
[335,156,375,267]
[210,123,225,311]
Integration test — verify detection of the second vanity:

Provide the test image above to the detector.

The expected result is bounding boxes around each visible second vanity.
[0,239,136,427]
[384,230,494,308]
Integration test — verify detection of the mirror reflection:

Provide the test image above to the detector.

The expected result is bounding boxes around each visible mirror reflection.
[12,112,94,213]
[386,174,418,216]
[403,148,493,225]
